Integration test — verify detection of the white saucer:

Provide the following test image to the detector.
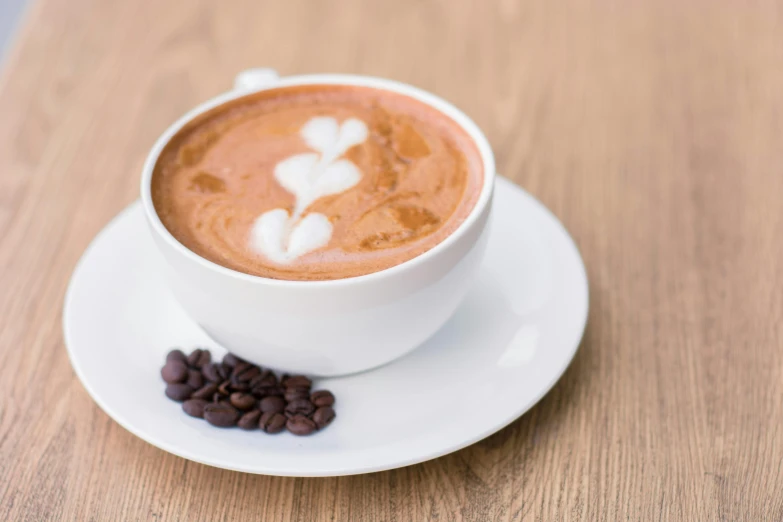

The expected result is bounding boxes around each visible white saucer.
[63,177,588,477]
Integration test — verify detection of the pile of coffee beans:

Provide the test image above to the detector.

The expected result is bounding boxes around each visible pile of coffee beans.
[161,348,335,436]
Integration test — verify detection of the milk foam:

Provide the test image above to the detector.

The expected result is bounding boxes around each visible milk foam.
[249,117,368,263]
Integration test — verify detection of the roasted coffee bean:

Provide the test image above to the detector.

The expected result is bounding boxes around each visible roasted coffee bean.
[250,370,277,389]
[187,369,203,389]
[165,383,193,402]
[218,363,231,380]
[212,392,225,403]
[284,387,310,402]
[284,375,312,389]
[248,374,263,388]
[285,399,315,418]
[217,380,232,396]
[259,412,287,434]
[230,392,256,410]
[202,363,221,382]
[203,403,239,427]
[182,399,208,418]
[259,396,285,414]
[198,350,211,367]
[161,360,188,384]
[222,353,243,367]
[229,375,251,391]
[186,349,203,367]
[235,365,261,383]
[252,385,283,398]
[286,415,317,436]
[238,410,261,430]
[280,374,291,386]
[187,349,211,368]
[313,406,335,429]
[231,361,252,377]
[166,349,187,363]
[191,383,218,400]
[310,390,335,407]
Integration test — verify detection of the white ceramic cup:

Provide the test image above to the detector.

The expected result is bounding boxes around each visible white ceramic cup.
[140,69,496,376]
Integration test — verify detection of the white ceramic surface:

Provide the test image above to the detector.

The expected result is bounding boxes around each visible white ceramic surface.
[64,177,588,477]
[141,69,497,376]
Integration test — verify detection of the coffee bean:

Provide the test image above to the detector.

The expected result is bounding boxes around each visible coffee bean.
[313,406,335,429]
[236,365,261,383]
[166,349,187,364]
[259,412,287,434]
[248,375,263,388]
[186,369,203,389]
[161,360,188,384]
[191,382,218,400]
[252,385,283,398]
[212,392,225,403]
[186,349,203,367]
[230,392,256,410]
[217,380,231,396]
[280,374,291,386]
[250,370,277,389]
[285,399,315,418]
[165,383,193,402]
[200,350,212,367]
[218,363,231,380]
[284,387,310,402]
[286,415,317,436]
[310,390,335,407]
[238,410,261,430]
[203,403,239,427]
[202,363,221,382]
[222,353,243,367]
[187,349,211,368]
[231,361,252,377]
[259,396,285,414]
[183,399,208,418]
[284,375,312,389]
[229,374,251,391]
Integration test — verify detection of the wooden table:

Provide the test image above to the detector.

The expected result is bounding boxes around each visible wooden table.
[2,0,782,520]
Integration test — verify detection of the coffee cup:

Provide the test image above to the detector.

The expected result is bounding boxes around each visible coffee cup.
[141,69,496,376]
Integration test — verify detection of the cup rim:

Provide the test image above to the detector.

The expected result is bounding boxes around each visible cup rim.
[140,73,496,287]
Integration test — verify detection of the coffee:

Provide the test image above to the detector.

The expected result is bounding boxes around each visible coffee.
[152,85,483,281]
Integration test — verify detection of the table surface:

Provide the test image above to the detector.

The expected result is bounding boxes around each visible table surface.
[2,0,782,520]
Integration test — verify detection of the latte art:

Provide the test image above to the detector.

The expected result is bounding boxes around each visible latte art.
[250,117,368,263]
[151,84,483,281]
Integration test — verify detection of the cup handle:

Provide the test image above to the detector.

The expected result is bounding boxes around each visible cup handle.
[233,68,280,91]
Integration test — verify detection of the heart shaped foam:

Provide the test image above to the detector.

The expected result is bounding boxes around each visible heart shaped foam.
[275,155,361,213]
[301,117,368,160]
[250,210,333,264]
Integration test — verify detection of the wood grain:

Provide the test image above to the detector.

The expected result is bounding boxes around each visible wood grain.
[2,0,783,520]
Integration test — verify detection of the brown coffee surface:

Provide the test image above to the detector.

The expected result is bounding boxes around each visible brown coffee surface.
[152,85,483,280]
